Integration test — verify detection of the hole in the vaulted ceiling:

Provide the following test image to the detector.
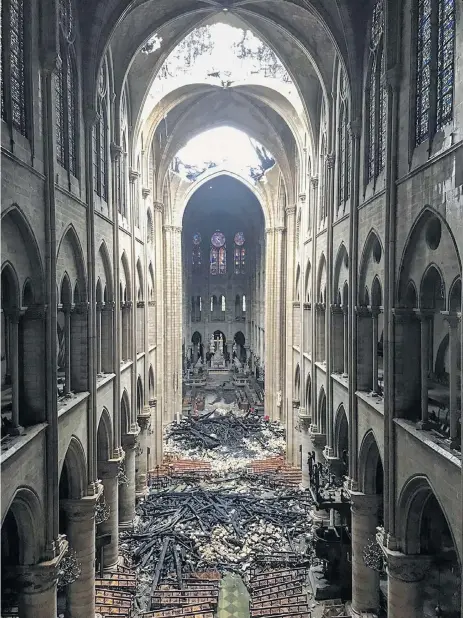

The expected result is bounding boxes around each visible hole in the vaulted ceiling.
[171,126,275,183]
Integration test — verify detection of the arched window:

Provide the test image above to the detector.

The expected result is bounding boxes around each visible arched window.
[366,0,386,183]
[338,99,351,207]
[93,60,108,199]
[234,232,245,275]
[221,295,226,312]
[192,232,202,272]
[1,0,28,136]
[242,295,246,313]
[120,90,128,217]
[210,231,226,275]
[415,0,455,145]
[56,2,78,176]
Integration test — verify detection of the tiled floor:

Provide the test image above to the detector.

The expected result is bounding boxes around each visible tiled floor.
[217,573,251,618]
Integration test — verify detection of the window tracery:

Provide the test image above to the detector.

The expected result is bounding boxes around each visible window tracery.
[192,233,202,272]
[93,60,108,199]
[1,0,28,136]
[415,0,455,145]
[366,0,386,183]
[56,0,78,176]
[210,231,226,275]
[234,232,246,275]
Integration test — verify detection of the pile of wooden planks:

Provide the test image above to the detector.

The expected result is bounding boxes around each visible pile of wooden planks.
[95,566,137,617]
[249,567,311,618]
[246,456,303,488]
[141,571,220,618]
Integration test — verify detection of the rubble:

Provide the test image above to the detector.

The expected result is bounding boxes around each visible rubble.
[164,407,285,474]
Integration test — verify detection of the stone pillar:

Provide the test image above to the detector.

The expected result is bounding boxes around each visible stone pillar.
[264,227,275,419]
[136,408,151,496]
[61,492,99,618]
[6,308,22,433]
[150,398,162,465]
[96,302,102,373]
[350,491,380,615]
[331,304,344,374]
[417,311,431,427]
[356,307,373,391]
[309,430,326,464]
[371,308,380,393]
[64,305,72,394]
[385,551,431,618]
[119,432,137,528]
[285,205,297,465]
[98,458,121,568]
[444,314,460,448]
[343,306,349,376]
[16,538,68,618]
[153,203,164,431]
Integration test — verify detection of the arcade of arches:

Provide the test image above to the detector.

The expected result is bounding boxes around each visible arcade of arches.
[1,0,462,616]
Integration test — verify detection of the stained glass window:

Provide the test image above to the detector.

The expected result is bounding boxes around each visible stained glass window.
[66,50,77,176]
[221,295,226,312]
[218,247,227,275]
[234,233,245,274]
[339,101,351,206]
[415,0,455,144]
[210,247,218,275]
[55,58,66,166]
[366,0,386,183]
[436,0,455,129]
[94,97,108,199]
[9,0,26,135]
[415,0,432,145]
[192,233,202,272]
[242,295,246,312]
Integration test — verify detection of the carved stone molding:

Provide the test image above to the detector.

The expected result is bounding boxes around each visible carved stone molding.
[149,398,157,408]
[14,536,68,593]
[348,490,379,516]
[110,143,122,161]
[153,201,164,212]
[326,153,336,169]
[61,488,102,522]
[163,224,182,234]
[137,301,145,308]
[142,187,151,199]
[129,169,140,183]
[137,411,151,430]
[122,431,139,450]
[309,432,326,448]
[98,456,124,479]
[310,176,319,188]
[285,205,297,216]
[385,550,431,583]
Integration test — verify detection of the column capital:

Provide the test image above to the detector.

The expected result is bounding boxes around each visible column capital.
[309,432,326,447]
[129,169,140,183]
[163,224,182,233]
[61,488,103,521]
[102,300,116,311]
[84,105,99,128]
[385,65,401,91]
[285,205,297,216]
[385,550,431,582]
[149,398,157,408]
[137,300,145,308]
[3,307,22,322]
[15,536,68,593]
[142,187,151,199]
[347,490,379,516]
[330,303,344,315]
[24,304,47,320]
[310,176,319,188]
[326,152,336,169]
[137,409,151,429]
[122,431,139,450]
[298,192,306,203]
[73,301,89,315]
[414,309,434,321]
[98,456,124,479]
[348,118,362,138]
[153,201,164,212]
[441,311,461,329]
[110,142,122,161]
[356,305,372,317]
[393,307,417,323]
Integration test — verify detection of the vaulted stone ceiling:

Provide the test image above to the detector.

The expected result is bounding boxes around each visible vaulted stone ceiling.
[79,0,373,204]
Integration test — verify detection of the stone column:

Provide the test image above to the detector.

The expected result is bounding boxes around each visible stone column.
[153,202,164,435]
[309,430,326,464]
[386,551,431,618]
[96,302,103,373]
[16,538,68,618]
[150,398,162,465]
[285,206,297,465]
[136,408,151,496]
[61,492,100,618]
[350,491,380,615]
[356,307,373,391]
[264,227,275,419]
[6,308,22,433]
[371,308,379,393]
[119,432,138,528]
[417,311,431,427]
[343,306,349,376]
[98,458,121,568]
[64,304,72,394]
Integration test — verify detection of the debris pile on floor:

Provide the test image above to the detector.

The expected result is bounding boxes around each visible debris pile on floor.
[95,564,137,617]
[249,567,310,617]
[164,407,285,473]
